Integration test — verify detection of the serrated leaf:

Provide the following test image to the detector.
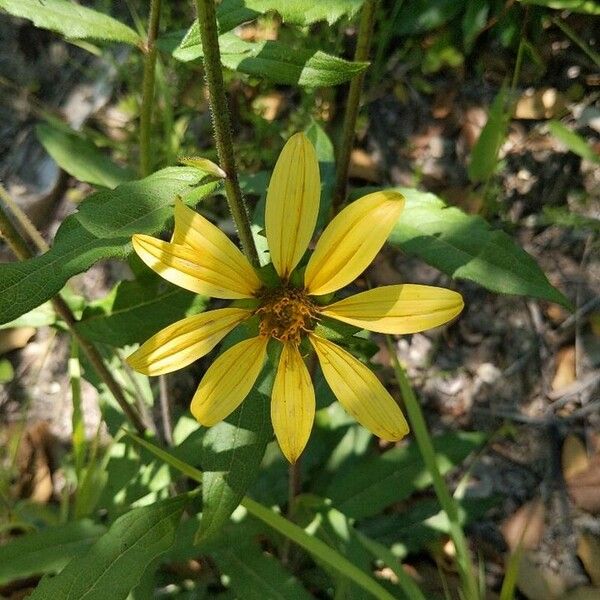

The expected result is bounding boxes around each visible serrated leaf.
[37,123,134,189]
[76,276,208,347]
[0,168,220,325]
[178,0,364,54]
[326,432,486,519]
[468,86,510,183]
[29,495,188,600]
[174,32,368,87]
[0,520,105,586]
[547,120,600,164]
[213,538,314,600]
[0,0,142,46]
[388,187,571,308]
[196,362,274,543]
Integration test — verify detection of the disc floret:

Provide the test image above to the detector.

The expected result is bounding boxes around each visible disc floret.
[256,286,316,343]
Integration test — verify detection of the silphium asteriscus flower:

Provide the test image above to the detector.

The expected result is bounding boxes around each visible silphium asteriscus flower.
[127,133,464,462]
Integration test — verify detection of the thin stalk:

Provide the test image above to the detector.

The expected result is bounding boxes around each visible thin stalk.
[139,0,162,176]
[194,0,259,267]
[159,374,173,445]
[331,0,378,215]
[0,184,49,251]
[551,15,600,68]
[0,200,147,435]
[386,336,479,600]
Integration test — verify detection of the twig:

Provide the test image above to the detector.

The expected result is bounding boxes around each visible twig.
[331,0,378,215]
[194,0,259,267]
[139,0,162,176]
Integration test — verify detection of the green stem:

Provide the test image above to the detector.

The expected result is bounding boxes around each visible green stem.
[551,15,600,68]
[0,198,147,435]
[331,0,378,215]
[139,0,162,177]
[386,336,479,600]
[194,0,259,267]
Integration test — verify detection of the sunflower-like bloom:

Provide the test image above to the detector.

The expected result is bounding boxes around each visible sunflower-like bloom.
[127,133,464,462]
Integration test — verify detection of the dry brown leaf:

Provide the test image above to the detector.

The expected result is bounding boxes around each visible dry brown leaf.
[514,88,568,120]
[568,454,600,514]
[501,498,546,552]
[552,346,577,392]
[517,551,567,600]
[563,435,590,480]
[253,92,285,122]
[12,422,56,503]
[348,148,380,182]
[0,327,36,355]
[577,533,600,586]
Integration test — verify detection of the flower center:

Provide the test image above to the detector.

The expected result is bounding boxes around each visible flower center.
[256,287,316,343]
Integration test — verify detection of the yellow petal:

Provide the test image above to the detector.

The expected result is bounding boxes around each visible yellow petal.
[309,334,409,441]
[190,335,268,426]
[304,191,405,296]
[171,199,260,291]
[320,284,464,334]
[265,132,320,279]
[271,343,315,463]
[132,234,259,299]
[126,308,251,376]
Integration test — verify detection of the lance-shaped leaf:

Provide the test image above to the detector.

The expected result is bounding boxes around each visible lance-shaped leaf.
[388,187,571,308]
[174,32,368,87]
[29,495,188,600]
[0,168,220,325]
[0,0,142,46]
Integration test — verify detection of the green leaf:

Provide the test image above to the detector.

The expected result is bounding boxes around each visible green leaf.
[543,207,600,232]
[196,356,275,543]
[0,520,106,586]
[519,0,600,14]
[0,0,142,46]
[213,538,314,600]
[174,32,368,86]
[547,120,600,163]
[29,495,188,600]
[326,432,486,519]
[0,358,14,383]
[462,0,489,53]
[36,123,134,189]
[0,168,219,325]
[219,0,364,26]
[393,0,462,35]
[122,433,398,600]
[75,276,207,347]
[388,187,571,308]
[0,302,57,330]
[178,0,364,54]
[468,86,510,183]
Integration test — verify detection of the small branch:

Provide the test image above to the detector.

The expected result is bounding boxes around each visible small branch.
[331,0,378,215]
[194,0,259,267]
[139,0,162,177]
[0,196,147,435]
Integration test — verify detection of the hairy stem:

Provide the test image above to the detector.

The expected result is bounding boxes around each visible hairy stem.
[194,0,259,266]
[139,0,162,177]
[331,0,378,215]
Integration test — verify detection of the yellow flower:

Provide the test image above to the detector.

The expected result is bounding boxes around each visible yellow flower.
[127,133,464,462]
